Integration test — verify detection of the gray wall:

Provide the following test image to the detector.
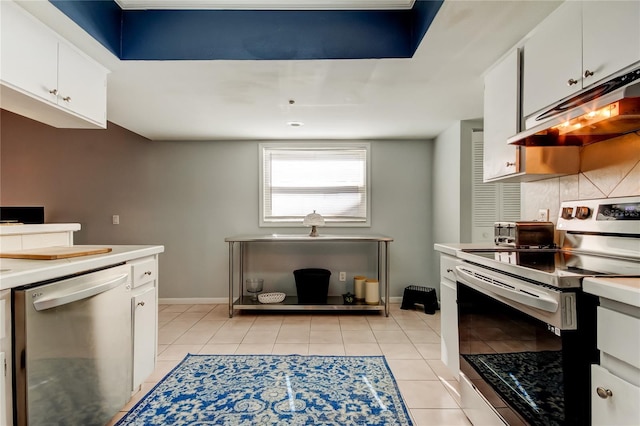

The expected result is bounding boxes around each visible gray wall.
[430,119,479,294]
[1,110,435,300]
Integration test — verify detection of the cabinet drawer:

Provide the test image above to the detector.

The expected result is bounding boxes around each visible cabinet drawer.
[130,258,157,288]
[598,306,640,369]
[440,255,460,282]
[591,364,640,426]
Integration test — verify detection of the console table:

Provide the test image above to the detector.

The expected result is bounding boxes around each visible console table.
[224,234,393,317]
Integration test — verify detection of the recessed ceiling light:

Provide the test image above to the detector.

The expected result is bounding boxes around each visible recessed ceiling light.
[287,121,304,127]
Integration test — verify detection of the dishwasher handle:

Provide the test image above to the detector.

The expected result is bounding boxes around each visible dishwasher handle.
[33,273,129,311]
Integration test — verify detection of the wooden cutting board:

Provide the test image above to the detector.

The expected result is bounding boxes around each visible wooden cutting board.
[0,246,112,260]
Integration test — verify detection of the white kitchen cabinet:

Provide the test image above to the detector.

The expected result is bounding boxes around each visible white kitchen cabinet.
[56,42,108,125]
[584,277,640,426]
[522,1,640,119]
[483,49,521,181]
[0,0,108,128]
[591,305,640,425]
[483,48,580,182]
[132,286,157,391]
[129,256,159,391]
[582,1,640,89]
[439,253,460,379]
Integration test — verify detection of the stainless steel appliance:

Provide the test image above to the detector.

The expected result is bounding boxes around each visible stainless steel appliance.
[509,66,640,147]
[12,264,132,426]
[493,221,554,247]
[455,196,640,426]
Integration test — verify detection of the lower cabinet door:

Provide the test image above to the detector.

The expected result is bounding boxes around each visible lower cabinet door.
[591,364,640,425]
[440,278,459,379]
[133,285,157,390]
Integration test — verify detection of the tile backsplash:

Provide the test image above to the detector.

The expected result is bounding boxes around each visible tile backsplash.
[522,133,640,223]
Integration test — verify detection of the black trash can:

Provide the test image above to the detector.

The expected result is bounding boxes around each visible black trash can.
[294,268,331,304]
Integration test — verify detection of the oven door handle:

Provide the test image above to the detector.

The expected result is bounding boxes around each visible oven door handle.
[455,265,559,312]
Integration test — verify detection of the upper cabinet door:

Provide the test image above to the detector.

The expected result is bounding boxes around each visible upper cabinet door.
[522,1,582,119]
[0,1,58,104]
[582,0,640,88]
[0,1,108,129]
[483,49,521,181]
[57,43,107,125]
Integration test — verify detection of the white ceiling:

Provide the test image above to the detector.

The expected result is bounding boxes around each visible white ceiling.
[16,1,562,141]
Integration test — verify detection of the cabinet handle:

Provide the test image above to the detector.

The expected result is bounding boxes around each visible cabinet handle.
[506,162,516,167]
[584,69,594,78]
[446,269,453,273]
[567,78,579,86]
[596,387,613,399]
[144,271,153,276]
[49,89,58,95]
[137,301,145,307]
[62,96,71,102]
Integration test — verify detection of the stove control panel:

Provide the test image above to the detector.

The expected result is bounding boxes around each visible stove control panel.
[557,196,640,233]
[561,207,573,220]
[597,202,640,220]
[575,206,591,220]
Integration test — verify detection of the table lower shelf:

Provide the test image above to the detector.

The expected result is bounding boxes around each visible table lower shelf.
[233,295,385,311]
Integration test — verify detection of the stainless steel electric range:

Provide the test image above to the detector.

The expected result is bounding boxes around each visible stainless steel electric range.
[454,196,640,426]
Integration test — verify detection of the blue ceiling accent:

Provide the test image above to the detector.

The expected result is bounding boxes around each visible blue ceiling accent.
[49,0,443,61]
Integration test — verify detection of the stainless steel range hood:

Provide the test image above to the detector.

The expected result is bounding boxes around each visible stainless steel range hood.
[509,67,640,147]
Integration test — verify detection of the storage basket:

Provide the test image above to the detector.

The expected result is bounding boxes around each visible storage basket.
[258,292,286,304]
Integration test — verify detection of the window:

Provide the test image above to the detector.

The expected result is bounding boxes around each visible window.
[260,143,370,227]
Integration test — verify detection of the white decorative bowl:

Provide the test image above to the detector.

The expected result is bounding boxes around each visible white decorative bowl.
[258,292,286,304]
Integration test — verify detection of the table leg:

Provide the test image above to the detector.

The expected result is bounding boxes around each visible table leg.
[239,242,245,307]
[377,242,382,314]
[228,242,234,318]
[385,241,390,317]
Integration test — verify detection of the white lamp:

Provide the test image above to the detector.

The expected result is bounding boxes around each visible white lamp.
[303,210,325,237]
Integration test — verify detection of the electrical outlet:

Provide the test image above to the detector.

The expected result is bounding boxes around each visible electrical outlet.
[112,214,120,225]
[537,209,549,222]
[339,272,346,282]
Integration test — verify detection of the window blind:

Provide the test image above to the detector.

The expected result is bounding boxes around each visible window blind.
[471,131,521,242]
[261,144,369,225]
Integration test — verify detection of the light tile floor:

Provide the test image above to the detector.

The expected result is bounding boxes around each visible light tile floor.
[108,303,471,426]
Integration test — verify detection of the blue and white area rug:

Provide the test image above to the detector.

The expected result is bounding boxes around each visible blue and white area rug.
[116,354,413,425]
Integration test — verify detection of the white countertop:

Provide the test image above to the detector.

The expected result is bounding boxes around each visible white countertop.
[0,244,164,290]
[583,277,640,308]
[0,223,81,235]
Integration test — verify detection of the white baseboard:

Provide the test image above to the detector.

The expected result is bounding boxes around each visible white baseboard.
[160,297,406,305]
[159,297,228,304]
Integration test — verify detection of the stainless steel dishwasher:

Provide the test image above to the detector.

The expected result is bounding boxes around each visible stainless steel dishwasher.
[12,263,132,426]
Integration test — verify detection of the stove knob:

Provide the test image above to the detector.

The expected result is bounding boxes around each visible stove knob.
[561,207,574,220]
[575,206,591,219]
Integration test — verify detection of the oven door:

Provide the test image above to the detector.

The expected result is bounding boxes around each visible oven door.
[456,265,597,426]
